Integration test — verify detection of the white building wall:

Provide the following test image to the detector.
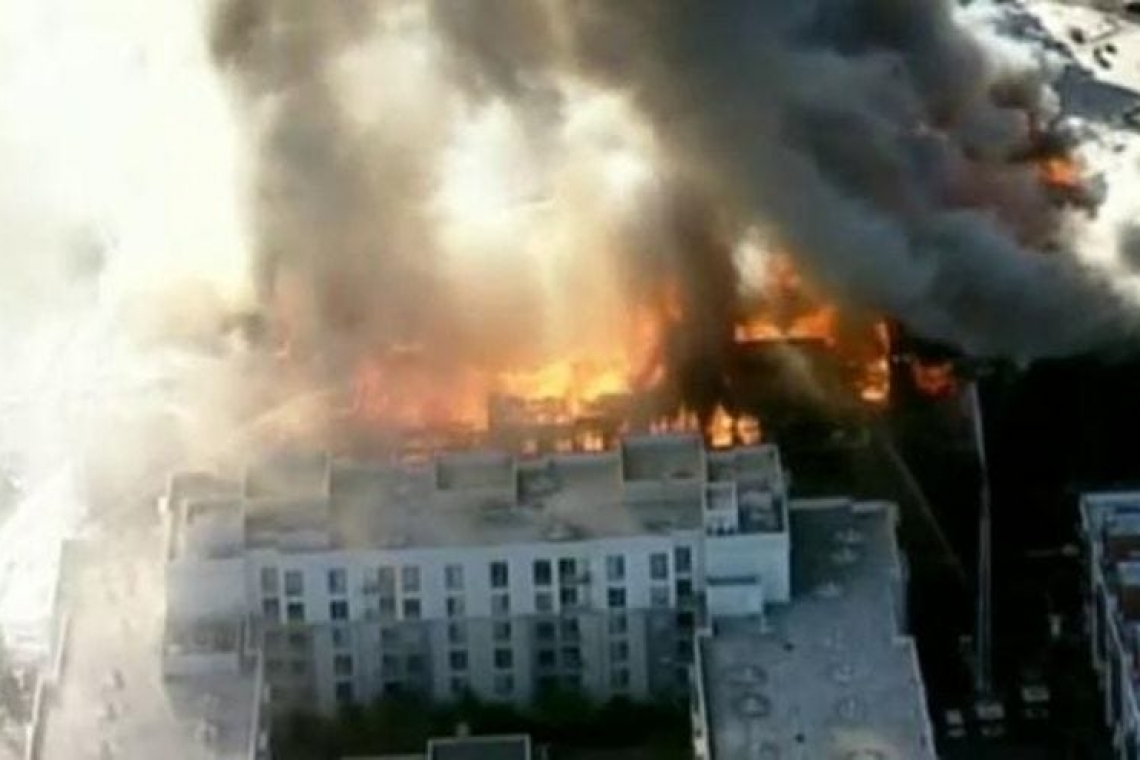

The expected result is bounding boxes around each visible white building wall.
[167,557,247,621]
[239,527,723,713]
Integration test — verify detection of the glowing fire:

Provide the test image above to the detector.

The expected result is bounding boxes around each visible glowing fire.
[705,405,763,448]
[1038,155,1081,191]
[341,246,889,452]
[734,252,890,406]
[911,361,957,398]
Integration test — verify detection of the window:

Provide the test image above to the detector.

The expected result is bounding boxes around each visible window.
[448,623,466,645]
[676,579,693,603]
[494,674,514,697]
[334,680,354,704]
[286,602,305,623]
[290,659,307,676]
[650,552,669,580]
[491,593,510,616]
[450,677,469,696]
[284,570,304,597]
[378,596,396,619]
[651,586,670,608]
[607,587,626,609]
[380,626,399,647]
[610,641,629,662]
[401,565,420,593]
[535,591,553,613]
[560,618,580,641]
[536,621,555,642]
[262,598,281,620]
[537,648,556,668]
[559,587,578,608]
[331,627,348,649]
[449,650,468,671]
[327,568,347,595]
[406,654,425,675]
[676,639,692,661]
[611,668,630,690]
[260,567,278,594]
[383,680,404,696]
[606,555,625,582]
[446,596,465,618]
[265,631,283,650]
[490,561,509,589]
[266,658,284,676]
[381,654,400,672]
[608,614,628,636]
[494,648,513,669]
[288,632,308,650]
[334,654,353,676]
[493,621,512,642]
[561,646,582,668]
[403,598,421,620]
[674,546,692,574]
[329,600,350,621]
[676,610,695,630]
[558,557,576,582]
[445,564,464,591]
[378,566,396,594]
[533,559,552,586]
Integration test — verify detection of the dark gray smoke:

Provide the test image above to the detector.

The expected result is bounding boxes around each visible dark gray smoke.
[210,0,1136,388]
[433,0,1135,357]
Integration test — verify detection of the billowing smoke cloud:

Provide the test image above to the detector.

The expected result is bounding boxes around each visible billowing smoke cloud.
[209,0,1140,401]
[436,0,1139,357]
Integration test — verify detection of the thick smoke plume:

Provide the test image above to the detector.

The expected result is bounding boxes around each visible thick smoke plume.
[208,0,1139,406]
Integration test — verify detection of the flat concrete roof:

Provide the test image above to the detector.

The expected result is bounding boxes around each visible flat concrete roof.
[39,529,260,760]
[168,436,787,556]
[427,734,530,760]
[699,499,935,760]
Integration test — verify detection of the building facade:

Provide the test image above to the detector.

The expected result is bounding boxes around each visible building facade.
[162,435,790,715]
[1080,491,1140,760]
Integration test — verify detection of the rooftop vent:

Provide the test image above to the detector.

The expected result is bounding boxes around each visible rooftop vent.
[833,694,867,723]
[814,582,844,599]
[734,690,772,718]
[542,521,579,541]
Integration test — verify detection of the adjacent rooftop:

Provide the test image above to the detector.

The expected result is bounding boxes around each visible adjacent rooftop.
[695,499,935,760]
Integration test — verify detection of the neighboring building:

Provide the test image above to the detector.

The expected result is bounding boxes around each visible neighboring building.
[32,536,270,760]
[343,732,533,760]
[689,498,936,760]
[1079,491,1140,760]
[162,435,791,715]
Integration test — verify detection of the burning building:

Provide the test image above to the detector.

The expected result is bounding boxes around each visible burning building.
[199,0,1140,466]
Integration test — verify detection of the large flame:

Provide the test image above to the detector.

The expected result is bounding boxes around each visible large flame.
[342,243,889,454]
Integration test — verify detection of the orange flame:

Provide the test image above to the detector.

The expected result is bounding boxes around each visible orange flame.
[1038,156,1081,191]
[911,361,957,398]
[340,247,887,452]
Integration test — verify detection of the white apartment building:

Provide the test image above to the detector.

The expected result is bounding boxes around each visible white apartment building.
[1079,491,1140,760]
[161,434,791,715]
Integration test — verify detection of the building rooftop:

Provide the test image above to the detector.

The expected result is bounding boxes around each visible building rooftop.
[167,435,789,557]
[37,529,266,760]
[696,499,935,760]
[427,734,531,760]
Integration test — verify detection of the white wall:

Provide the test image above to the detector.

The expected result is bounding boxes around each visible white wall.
[167,557,247,621]
[704,532,789,604]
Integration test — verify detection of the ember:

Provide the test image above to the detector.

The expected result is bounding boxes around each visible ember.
[911,362,958,398]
